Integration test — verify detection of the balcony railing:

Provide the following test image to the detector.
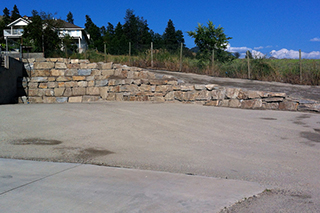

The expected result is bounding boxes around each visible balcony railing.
[3,29,24,37]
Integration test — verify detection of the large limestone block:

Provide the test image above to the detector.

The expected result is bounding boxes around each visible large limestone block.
[28,82,38,89]
[34,62,55,69]
[28,97,43,103]
[211,89,226,100]
[72,87,86,96]
[78,69,92,76]
[106,93,116,101]
[226,88,241,99]
[77,81,88,87]
[47,82,57,88]
[205,84,219,91]
[63,88,72,97]
[55,62,67,69]
[115,93,123,101]
[87,63,98,69]
[165,91,175,101]
[56,76,72,82]
[181,85,194,91]
[51,69,65,76]
[54,88,65,97]
[279,101,298,111]
[95,79,109,87]
[100,87,110,99]
[56,97,68,103]
[194,84,206,90]
[195,90,212,101]
[101,69,114,76]
[69,96,83,103]
[73,76,86,81]
[43,97,56,103]
[99,62,113,70]
[67,63,80,69]
[154,96,165,102]
[82,96,99,102]
[31,77,48,83]
[229,99,241,108]
[39,83,48,89]
[86,87,100,95]
[34,70,51,77]
[155,85,173,93]
[65,69,78,76]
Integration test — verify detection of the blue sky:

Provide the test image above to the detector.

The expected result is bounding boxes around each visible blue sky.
[2,0,320,58]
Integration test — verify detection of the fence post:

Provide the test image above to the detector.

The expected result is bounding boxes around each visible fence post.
[151,42,153,68]
[247,50,251,79]
[299,49,302,84]
[211,49,214,72]
[129,42,131,66]
[179,43,183,71]
[104,43,107,62]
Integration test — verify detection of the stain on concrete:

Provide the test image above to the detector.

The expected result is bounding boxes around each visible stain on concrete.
[300,132,320,143]
[80,148,114,157]
[11,138,62,145]
[260,117,277,120]
[1,175,13,179]
[293,114,313,126]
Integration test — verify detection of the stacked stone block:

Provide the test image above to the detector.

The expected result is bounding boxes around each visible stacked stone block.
[20,58,319,112]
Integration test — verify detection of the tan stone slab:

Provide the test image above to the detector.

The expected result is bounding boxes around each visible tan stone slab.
[68,96,83,103]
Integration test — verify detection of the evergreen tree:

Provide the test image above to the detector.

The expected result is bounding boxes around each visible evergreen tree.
[123,9,151,54]
[102,22,115,53]
[11,5,21,21]
[111,22,128,55]
[150,30,163,49]
[163,19,184,52]
[67,11,74,24]
[85,15,103,51]
[2,7,11,25]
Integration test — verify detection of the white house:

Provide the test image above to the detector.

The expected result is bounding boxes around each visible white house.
[3,17,89,53]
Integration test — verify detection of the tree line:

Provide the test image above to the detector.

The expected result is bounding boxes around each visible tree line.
[1,5,238,62]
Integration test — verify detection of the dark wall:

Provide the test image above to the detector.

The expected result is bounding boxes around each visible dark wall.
[0,57,26,104]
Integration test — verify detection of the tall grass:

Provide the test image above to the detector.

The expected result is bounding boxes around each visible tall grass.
[68,50,320,86]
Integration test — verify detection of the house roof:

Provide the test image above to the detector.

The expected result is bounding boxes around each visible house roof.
[7,17,31,27]
[60,21,83,29]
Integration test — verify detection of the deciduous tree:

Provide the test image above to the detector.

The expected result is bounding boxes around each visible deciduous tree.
[188,21,233,62]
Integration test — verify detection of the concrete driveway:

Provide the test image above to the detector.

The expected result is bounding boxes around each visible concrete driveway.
[1,102,320,212]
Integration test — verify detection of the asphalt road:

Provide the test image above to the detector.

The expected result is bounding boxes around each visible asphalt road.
[1,102,320,212]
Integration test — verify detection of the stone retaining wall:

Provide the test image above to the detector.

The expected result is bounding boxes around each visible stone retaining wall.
[21,58,320,112]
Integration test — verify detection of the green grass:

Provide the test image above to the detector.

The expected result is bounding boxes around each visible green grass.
[67,50,320,85]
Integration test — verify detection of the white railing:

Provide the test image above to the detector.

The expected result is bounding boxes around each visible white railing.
[3,29,24,37]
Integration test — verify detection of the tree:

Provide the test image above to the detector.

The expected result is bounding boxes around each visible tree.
[85,15,103,51]
[102,22,115,53]
[111,22,128,55]
[2,7,11,25]
[67,11,74,24]
[11,5,21,21]
[23,11,62,57]
[188,20,233,62]
[123,9,151,54]
[163,19,185,52]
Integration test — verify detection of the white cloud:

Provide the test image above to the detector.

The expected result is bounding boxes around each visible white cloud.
[266,45,273,48]
[270,48,320,59]
[226,44,251,53]
[254,46,263,50]
[252,50,265,58]
[310,37,320,42]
